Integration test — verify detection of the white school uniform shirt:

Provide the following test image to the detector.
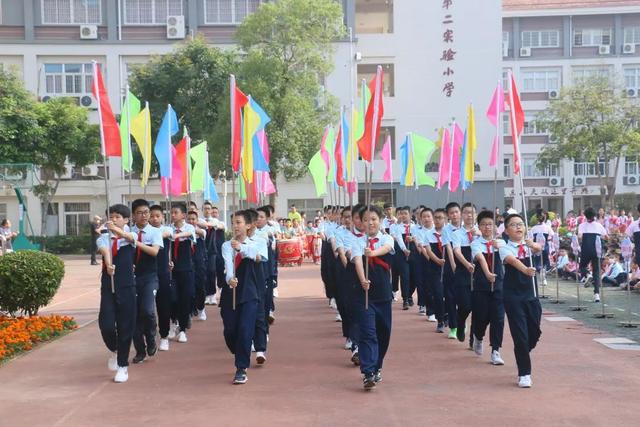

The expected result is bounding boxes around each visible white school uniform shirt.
[249,234,269,262]
[171,222,197,243]
[221,238,261,284]
[131,223,164,248]
[577,221,607,238]
[349,231,395,261]
[389,222,412,252]
[414,225,434,247]
[530,223,553,239]
[451,226,478,249]
[422,227,449,246]
[471,236,497,260]
[96,225,137,251]
[498,239,536,262]
[442,223,460,247]
[626,219,640,239]
[344,228,367,259]
[604,261,623,279]
[382,217,395,230]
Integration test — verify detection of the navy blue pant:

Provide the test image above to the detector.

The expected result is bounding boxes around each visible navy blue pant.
[221,299,259,369]
[194,266,206,311]
[393,254,411,302]
[355,300,392,375]
[215,254,226,290]
[335,260,352,339]
[155,273,173,338]
[504,296,541,376]
[471,289,505,351]
[444,269,457,328]
[254,284,268,353]
[206,254,217,295]
[413,259,427,307]
[579,253,601,294]
[173,270,195,332]
[455,275,472,335]
[427,267,445,322]
[407,258,419,303]
[99,284,136,367]
[133,274,159,355]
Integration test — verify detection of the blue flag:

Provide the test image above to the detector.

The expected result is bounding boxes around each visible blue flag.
[154,105,179,178]
[205,174,220,202]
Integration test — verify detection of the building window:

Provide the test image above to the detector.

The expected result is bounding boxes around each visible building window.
[204,0,261,25]
[287,199,324,217]
[355,0,393,34]
[522,156,558,177]
[64,202,90,236]
[502,113,511,136]
[504,156,512,177]
[624,67,640,90]
[43,63,96,95]
[124,0,183,25]
[624,27,640,44]
[522,69,560,92]
[521,30,559,48]
[572,66,611,83]
[574,28,611,46]
[42,0,101,24]
[523,112,547,136]
[503,31,510,56]
[0,203,6,220]
[574,159,608,177]
[625,156,639,175]
[357,64,394,97]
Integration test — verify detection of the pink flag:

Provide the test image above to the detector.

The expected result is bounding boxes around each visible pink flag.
[489,135,499,167]
[319,126,331,173]
[263,172,276,195]
[486,82,505,126]
[381,135,392,182]
[347,181,357,194]
[448,123,464,192]
[507,72,525,175]
[437,128,451,190]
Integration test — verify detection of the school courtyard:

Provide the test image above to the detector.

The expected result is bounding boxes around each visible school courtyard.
[1,257,639,426]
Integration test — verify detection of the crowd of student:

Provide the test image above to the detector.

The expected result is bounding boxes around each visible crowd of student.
[317,201,640,390]
[96,200,280,385]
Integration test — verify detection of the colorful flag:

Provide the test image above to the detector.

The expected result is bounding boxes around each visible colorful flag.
[381,134,392,182]
[119,91,141,172]
[308,150,327,197]
[460,104,477,190]
[486,82,505,127]
[241,96,270,183]
[412,133,436,187]
[437,128,451,190]
[326,127,337,183]
[170,134,188,196]
[91,62,120,157]
[449,123,465,192]
[354,79,371,141]
[341,109,350,184]
[334,121,345,187]
[346,106,358,184]
[400,134,414,187]
[205,174,220,202]
[154,105,179,178]
[507,72,525,175]
[130,102,152,186]
[190,142,207,192]
[357,67,384,163]
[230,75,249,173]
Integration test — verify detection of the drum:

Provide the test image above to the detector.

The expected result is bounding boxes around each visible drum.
[305,235,315,258]
[278,239,303,266]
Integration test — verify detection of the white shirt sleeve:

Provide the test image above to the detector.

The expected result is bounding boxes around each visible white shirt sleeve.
[222,241,234,284]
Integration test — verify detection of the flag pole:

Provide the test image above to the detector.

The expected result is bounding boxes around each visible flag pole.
[93,61,115,294]
[143,101,149,197]
[447,119,455,205]
[491,81,502,292]
[125,85,133,207]
[185,128,192,206]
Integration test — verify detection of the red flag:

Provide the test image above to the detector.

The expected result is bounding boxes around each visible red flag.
[175,136,189,194]
[357,67,384,163]
[92,62,120,157]
[507,72,525,175]
[230,76,249,173]
[335,123,345,187]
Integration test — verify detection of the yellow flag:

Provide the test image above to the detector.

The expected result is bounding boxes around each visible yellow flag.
[130,105,152,187]
[242,99,260,183]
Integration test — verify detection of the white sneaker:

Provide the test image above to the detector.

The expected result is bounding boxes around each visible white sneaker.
[114,366,128,383]
[256,351,266,365]
[418,306,427,316]
[212,294,218,305]
[273,288,279,298]
[177,331,187,343]
[491,350,505,365]
[542,279,548,286]
[518,375,532,388]
[159,338,169,351]
[204,295,212,305]
[251,343,256,352]
[329,298,337,309]
[472,335,484,355]
[594,293,601,303]
[344,338,352,350]
[335,313,342,322]
[198,309,207,321]
[393,291,399,302]
[168,322,177,340]
[107,352,118,371]
[427,314,437,322]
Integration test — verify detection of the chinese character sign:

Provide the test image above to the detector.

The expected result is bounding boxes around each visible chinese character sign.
[441,1,457,98]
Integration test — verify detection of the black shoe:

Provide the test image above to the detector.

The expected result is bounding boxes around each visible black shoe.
[408,299,415,307]
[351,350,360,366]
[436,322,445,333]
[233,369,248,384]
[147,341,157,357]
[402,301,409,310]
[132,353,146,364]
[90,261,98,265]
[363,373,376,390]
[374,370,382,383]
[457,325,465,343]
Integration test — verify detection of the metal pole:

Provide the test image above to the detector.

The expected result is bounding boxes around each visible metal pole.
[143,101,149,197]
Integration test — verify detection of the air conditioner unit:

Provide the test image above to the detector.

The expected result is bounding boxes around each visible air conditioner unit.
[548,89,559,99]
[79,94,97,109]
[81,165,99,177]
[354,52,362,61]
[598,45,610,55]
[502,41,509,58]
[59,167,73,179]
[624,175,640,185]
[573,176,586,186]
[548,177,562,187]
[623,43,636,54]
[166,15,185,39]
[520,47,531,57]
[627,88,638,98]
[80,25,98,40]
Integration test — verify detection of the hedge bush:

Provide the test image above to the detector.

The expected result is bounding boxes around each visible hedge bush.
[33,234,91,254]
[0,250,65,316]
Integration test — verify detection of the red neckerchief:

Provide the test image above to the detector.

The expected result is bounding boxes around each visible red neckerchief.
[404,224,410,244]
[467,230,474,244]
[518,243,526,259]
[135,229,143,263]
[367,237,390,271]
[234,251,242,270]
[173,229,181,259]
[434,232,443,254]
[485,241,493,271]
[111,237,118,259]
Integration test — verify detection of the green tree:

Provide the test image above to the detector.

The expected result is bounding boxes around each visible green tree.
[537,75,640,208]
[235,0,345,183]
[31,98,99,238]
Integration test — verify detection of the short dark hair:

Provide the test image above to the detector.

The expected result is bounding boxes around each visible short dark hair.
[187,210,198,217]
[504,213,524,227]
[383,203,392,209]
[477,210,494,224]
[188,201,198,208]
[420,207,433,216]
[234,210,251,224]
[445,202,460,213]
[360,205,383,221]
[245,208,258,223]
[396,206,410,214]
[131,198,149,213]
[342,206,352,215]
[109,204,131,219]
[203,201,213,208]
[257,206,270,217]
[461,202,476,212]
[150,204,163,213]
[584,207,596,221]
[1,218,8,227]
[434,208,447,216]
[266,205,275,214]
[171,202,187,214]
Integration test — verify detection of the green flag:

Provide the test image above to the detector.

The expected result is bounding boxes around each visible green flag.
[119,91,141,172]
[239,176,247,199]
[326,127,336,183]
[190,142,207,192]
[411,133,437,187]
[355,79,371,141]
[308,150,327,197]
